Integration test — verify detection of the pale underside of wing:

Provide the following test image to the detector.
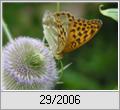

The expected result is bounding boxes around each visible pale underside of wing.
[43,24,58,54]
[43,11,59,55]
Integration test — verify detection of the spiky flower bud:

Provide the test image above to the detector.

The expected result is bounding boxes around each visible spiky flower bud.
[2,37,58,90]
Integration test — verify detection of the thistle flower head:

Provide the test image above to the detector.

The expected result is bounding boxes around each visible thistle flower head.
[2,37,58,90]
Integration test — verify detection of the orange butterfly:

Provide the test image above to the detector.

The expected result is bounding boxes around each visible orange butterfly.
[43,11,103,60]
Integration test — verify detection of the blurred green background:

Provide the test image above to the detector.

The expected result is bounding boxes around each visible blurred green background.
[3,2,118,90]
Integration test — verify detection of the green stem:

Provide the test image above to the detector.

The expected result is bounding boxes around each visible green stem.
[57,2,60,12]
[42,36,45,43]
[59,59,64,78]
[2,19,13,42]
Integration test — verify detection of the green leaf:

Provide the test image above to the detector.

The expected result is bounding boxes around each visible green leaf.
[99,5,118,22]
[58,62,72,74]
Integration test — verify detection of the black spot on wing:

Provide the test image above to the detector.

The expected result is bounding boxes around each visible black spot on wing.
[64,31,66,36]
[56,13,60,16]
[73,24,77,27]
[78,32,82,36]
[77,27,80,31]
[73,34,76,38]
[67,13,71,17]
[70,29,75,32]
[79,22,82,26]
[90,29,95,34]
[76,38,81,44]
[82,27,85,31]
[74,21,77,25]
[60,30,63,34]
[84,30,88,34]
[69,18,73,22]
[83,23,87,26]
[83,34,88,41]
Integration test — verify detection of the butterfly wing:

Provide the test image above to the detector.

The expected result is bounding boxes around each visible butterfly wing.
[43,11,67,59]
[63,19,103,53]
[43,11,60,55]
[52,12,75,58]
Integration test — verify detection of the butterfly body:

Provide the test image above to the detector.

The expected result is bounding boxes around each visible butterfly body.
[43,11,102,60]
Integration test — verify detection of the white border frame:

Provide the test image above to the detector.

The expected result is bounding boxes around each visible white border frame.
[0,0,119,92]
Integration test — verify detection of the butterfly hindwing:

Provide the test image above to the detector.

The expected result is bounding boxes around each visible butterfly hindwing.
[63,19,102,53]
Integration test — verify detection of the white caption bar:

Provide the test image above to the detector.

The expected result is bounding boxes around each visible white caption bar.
[1,91,119,109]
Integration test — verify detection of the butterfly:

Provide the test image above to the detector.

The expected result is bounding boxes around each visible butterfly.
[43,11,103,60]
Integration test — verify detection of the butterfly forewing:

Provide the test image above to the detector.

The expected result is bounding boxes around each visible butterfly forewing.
[63,19,102,53]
